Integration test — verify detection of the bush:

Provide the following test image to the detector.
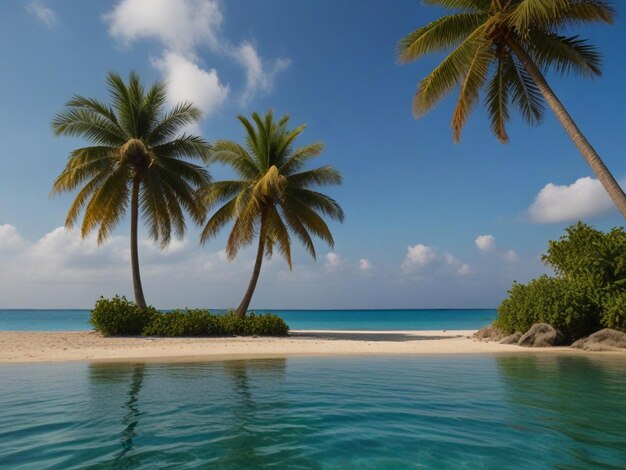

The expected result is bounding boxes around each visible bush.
[141,309,289,337]
[495,276,601,341]
[90,295,157,336]
[496,223,626,341]
[602,291,626,332]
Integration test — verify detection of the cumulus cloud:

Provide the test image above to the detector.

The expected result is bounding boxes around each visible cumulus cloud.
[401,244,437,272]
[0,224,26,252]
[359,258,373,271]
[105,0,222,54]
[105,0,287,110]
[528,176,623,223]
[26,1,57,28]
[474,235,496,252]
[474,234,517,263]
[153,52,229,118]
[325,252,342,270]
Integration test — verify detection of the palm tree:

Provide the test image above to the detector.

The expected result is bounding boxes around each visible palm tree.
[198,111,344,317]
[398,0,626,218]
[52,72,211,308]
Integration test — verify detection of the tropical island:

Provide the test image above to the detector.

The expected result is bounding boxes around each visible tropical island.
[1,0,626,468]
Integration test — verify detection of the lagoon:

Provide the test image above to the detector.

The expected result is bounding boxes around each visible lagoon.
[1,355,625,469]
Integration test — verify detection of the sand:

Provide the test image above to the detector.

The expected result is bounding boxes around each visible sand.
[2,329,622,364]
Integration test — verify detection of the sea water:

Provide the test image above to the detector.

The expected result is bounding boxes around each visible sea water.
[0,309,496,331]
[1,355,625,468]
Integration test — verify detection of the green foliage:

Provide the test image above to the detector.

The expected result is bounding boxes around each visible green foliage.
[397,0,614,143]
[496,223,626,339]
[495,276,601,340]
[602,291,626,332]
[543,222,626,286]
[141,309,289,337]
[52,71,211,246]
[199,110,344,267]
[90,295,157,336]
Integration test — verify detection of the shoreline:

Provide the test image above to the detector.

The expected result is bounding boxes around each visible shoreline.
[1,329,625,364]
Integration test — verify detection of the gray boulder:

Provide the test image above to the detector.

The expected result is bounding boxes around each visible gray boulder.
[500,331,523,345]
[517,323,566,347]
[571,329,626,351]
[473,325,505,342]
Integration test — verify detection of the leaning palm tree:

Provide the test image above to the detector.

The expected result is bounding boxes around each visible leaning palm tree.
[198,111,344,317]
[398,0,626,218]
[52,71,211,308]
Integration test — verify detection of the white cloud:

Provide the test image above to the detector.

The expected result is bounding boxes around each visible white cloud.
[475,235,496,252]
[234,42,290,105]
[153,52,229,118]
[401,244,437,272]
[105,0,222,55]
[105,0,287,109]
[359,258,373,271]
[26,1,57,28]
[0,224,26,253]
[324,252,342,270]
[528,176,622,223]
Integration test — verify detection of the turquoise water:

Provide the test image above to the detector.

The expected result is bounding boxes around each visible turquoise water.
[0,309,496,331]
[1,355,625,468]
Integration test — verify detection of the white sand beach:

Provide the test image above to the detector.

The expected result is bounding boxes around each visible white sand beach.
[2,329,622,364]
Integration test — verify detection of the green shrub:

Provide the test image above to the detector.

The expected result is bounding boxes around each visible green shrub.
[602,291,626,332]
[141,309,289,337]
[496,223,626,341]
[245,312,290,336]
[90,295,157,336]
[142,309,220,337]
[495,275,601,341]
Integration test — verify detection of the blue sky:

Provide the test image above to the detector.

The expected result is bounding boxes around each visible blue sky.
[0,0,625,309]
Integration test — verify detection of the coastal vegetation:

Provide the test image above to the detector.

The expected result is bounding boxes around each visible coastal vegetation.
[496,223,626,341]
[51,72,211,309]
[91,295,288,337]
[198,111,344,318]
[397,0,626,218]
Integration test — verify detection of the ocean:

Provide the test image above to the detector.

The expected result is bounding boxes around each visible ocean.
[0,308,496,331]
[1,355,625,468]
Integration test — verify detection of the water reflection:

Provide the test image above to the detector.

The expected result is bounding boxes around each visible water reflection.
[496,355,626,469]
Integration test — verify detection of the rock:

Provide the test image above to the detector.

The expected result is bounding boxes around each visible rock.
[473,325,505,342]
[500,332,522,345]
[571,328,626,351]
[517,323,566,347]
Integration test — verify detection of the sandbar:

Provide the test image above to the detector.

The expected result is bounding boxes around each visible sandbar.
[1,330,624,364]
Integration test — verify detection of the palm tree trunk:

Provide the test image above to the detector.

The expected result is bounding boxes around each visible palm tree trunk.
[505,33,626,219]
[130,176,147,309]
[235,214,267,318]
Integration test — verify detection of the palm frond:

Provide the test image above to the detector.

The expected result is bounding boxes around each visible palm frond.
[485,58,511,143]
[147,102,203,146]
[210,140,260,179]
[413,25,488,117]
[81,165,130,243]
[528,32,602,77]
[265,205,292,268]
[423,0,491,10]
[504,55,545,125]
[51,108,128,145]
[287,188,345,223]
[398,13,486,63]
[451,42,494,142]
[288,166,343,189]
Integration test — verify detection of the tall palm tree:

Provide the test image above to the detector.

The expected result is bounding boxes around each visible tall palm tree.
[198,111,344,317]
[398,0,626,218]
[52,72,211,308]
